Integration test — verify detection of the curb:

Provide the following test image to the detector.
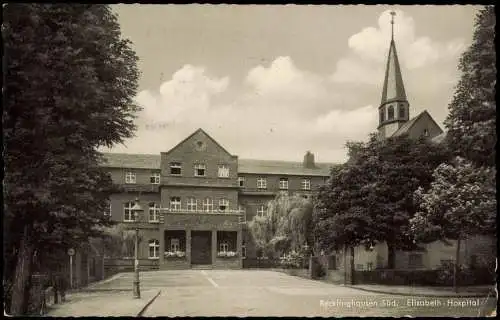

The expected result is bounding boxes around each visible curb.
[344,285,495,298]
[137,290,161,316]
[75,288,133,293]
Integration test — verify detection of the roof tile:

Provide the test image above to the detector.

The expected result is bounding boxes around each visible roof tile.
[99,153,335,176]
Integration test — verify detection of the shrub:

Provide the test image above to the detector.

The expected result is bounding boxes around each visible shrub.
[310,256,326,279]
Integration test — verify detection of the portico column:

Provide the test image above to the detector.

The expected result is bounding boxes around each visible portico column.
[237,229,242,268]
[186,229,192,266]
[212,229,217,266]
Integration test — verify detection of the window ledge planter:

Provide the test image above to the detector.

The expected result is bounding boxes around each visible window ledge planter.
[164,251,186,259]
[217,251,239,258]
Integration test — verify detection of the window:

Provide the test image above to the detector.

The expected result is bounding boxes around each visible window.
[279,178,289,190]
[409,253,424,268]
[239,205,247,222]
[238,177,245,187]
[203,198,214,212]
[148,202,160,222]
[148,240,160,259]
[367,262,374,271]
[257,177,267,189]
[125,172,136,184]
[150,172,160,184]
[379,108,385,122]
[388,105,394,120]
[257,205,265,217]
[220,242,229,253]
[399,105,405,118]
[187,197,197,212]
[170,197,181,211]
[104,201,111,217]
[356,264,365,270]
[218,164,230,178]
[423,129,429,137]
[219,198,229,212]
[170,238,180,252]
[194,164,206,177]
[170,162,182,175]
[242,242,247,259]
[123,202,135,222]
[301,179,311,190]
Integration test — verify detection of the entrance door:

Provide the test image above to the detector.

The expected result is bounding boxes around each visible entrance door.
[191,231,212,265]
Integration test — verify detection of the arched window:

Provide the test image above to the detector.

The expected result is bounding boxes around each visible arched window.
[220,241,229,253]
[388,105,394,120]
[399,104,405,118]
[148,239,160,259]
[379,108,385,123]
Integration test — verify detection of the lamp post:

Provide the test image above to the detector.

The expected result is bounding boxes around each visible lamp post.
[131,198,144,299]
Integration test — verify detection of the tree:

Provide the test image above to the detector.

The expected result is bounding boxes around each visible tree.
[3,4,139,314]
[444,6,496,168]
[410,156,496,291]
[315,134,450,269]
[249,194,313,259]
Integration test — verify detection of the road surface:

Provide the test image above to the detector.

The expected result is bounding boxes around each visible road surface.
[91,269,496,317]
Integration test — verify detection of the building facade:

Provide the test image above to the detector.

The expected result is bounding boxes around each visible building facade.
[101,129,332,269]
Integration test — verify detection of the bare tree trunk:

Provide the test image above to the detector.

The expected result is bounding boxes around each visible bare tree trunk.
[387,244,396,269]
[454,238,461,293]
[350,246,355,285]
[10,225,35,315]
[343,244,347,285]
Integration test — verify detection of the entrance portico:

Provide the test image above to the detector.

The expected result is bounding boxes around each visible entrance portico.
[160,210,243,269]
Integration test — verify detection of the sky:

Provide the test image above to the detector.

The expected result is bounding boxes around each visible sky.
[104,5,480,164]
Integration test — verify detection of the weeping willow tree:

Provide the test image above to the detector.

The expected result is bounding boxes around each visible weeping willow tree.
[101,224,142,258]
[249,194,313,258]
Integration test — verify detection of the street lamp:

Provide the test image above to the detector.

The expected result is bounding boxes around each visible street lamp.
[131,198,144,299]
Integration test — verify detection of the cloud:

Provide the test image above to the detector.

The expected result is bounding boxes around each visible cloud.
[332,9,467,84]
[106,57,377,163]
[105,10,467,164]
[136,64,229,123]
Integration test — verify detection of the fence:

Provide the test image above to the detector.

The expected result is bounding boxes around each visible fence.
[353,267,496,286]
[242,257,310,269]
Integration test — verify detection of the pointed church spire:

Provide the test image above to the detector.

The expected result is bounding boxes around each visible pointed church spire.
[390,10,395,41]
[380,11,407,106]
[378,11,410,139]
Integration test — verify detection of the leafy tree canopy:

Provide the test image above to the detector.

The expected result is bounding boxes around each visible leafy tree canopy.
[315,134,450,266]
[444,6,496,167]
[249,194,313,258]
[411,156,496,243]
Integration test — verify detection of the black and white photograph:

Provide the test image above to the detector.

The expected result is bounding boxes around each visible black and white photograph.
[3,4,497,317]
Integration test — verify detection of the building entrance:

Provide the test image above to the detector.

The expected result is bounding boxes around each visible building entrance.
[191,231,212,265]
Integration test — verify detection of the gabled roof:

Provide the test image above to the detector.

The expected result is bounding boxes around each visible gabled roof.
[381,40,407,106]
[431,131,447,144]
[163,128,234,158]
[238,159,334,176]
[99,152,160,169]
[99,153,336,176]
[391,110,442,138]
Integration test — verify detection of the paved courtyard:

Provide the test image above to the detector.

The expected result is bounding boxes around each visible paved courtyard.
[82,270,496,317]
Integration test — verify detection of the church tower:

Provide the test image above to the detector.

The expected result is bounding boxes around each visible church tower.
[378,11,410,139]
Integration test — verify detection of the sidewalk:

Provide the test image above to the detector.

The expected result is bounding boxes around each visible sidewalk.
[344,284,497,297]
[46,289,161,317]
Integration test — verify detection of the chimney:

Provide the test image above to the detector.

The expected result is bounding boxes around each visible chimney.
[303,151,316,169]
